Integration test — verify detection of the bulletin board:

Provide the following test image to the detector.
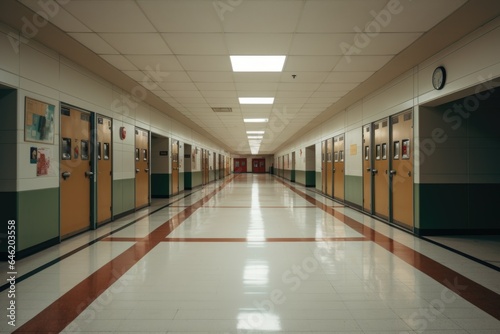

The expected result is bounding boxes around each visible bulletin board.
[24,97,55,144]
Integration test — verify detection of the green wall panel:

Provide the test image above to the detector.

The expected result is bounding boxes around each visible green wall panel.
[179,172,184,191]
[0,192,18,254]
[17,188,59,251]
[151,173,169,197]
[305,171,316,187]
[344,175,362,207]
[184,172,192,189]
[416,183,500,233]
[113,178,135,216]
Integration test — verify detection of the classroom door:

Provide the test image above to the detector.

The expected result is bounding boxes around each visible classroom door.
[171,140,179,195]
[390,110,414,229]
[362,124,373,213]
[333,134,345,201]
[373,118,390,220]
[326,138,333,197]
[96,115,112,224]
[135,128,149,209]
[60,106,92,238]
[321,140,327,194]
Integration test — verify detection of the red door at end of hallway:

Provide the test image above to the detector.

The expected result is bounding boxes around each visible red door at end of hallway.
[234,158,247,173]
[252,158,265,173]
[135,128,149,209]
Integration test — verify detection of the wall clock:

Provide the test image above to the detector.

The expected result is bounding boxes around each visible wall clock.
[432,66,446,90]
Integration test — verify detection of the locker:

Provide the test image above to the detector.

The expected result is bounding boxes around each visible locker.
[60,107,92,237]
[390,110,414,228]
[171,140,179,195]
[97,116,112,224]
[135,128,149,209]
[333,134,345,201]
[373,118,390,220]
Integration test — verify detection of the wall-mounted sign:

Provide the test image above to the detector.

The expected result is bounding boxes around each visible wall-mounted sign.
[120,126,127,140]
[25,97,55,144]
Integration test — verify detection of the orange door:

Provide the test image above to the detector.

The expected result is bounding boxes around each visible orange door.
[171,139,179,195]
[390,110,414,229]
[326,138,333,197]
[97,116,112,224]
[333,134,345,201]
[60,107,92,238]
[373,118,390,220]
[135,128,149,209]
[321,140,327,194]
[362,124,373,213]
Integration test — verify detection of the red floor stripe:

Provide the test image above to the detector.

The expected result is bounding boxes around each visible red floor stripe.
[277,178,500,320]
[14,176,236,333]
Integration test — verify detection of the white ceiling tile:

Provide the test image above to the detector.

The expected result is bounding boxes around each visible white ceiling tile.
[280,72,328,83]
[162,33,227,55]
[333,55,393,72]
[62,0,156,32]
[99,55,137,70]
[310,91,347,98]
[201,91,238,98]
[317,83,359,91]
[189,72,234,83]
[195,83,236,91]
[225,33,293,54]
[221,0,304,33]
[233,73,281,83]
[126,55,183,71]
[275,91,313,98]
[168,91,204,98]
[204,97,240,105]
[289,34,355,55]
[158,82,198,91]
[274,97,308,105]
[297,0,387,33]
[69,33,118,54]
[100,33,172,54]
[284,56,341,72]
[176,97,207,104]
[137,0,223,32]
[325,71,374,83]
[158,72,192,83]
[306,97,340,105]
[235,83,278,92]
[277,83,321,92]
[177,55,232,71]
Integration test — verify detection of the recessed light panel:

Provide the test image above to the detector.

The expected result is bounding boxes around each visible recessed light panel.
[244,118,268,123]
[239,97,274,104]
[230,55,286,72]
[246,131,265,134]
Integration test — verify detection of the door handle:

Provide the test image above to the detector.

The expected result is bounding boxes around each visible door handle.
[371,169,378,175]
[85,171,94,177]
[366,168,371,172]
[62,171,71,180]
[389,170,397,175]
[145,169,149,172]
[136,168,140,173]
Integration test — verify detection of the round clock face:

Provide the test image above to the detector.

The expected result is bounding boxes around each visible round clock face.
[432,66,446,90]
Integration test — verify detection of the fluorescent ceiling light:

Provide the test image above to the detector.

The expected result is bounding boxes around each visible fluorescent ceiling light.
[239,97,274,104]
[248,136,263,139]
[230,55,286,72]
[246,131,265,134]
[244,118,268,123]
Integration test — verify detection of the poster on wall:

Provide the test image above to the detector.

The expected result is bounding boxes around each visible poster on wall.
[36,147,52,176]
[25,97,55,144]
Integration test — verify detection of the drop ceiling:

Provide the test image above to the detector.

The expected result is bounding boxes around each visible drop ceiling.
[7,0,497,154]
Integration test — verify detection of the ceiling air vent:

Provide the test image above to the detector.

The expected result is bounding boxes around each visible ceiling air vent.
[212,107,233,113]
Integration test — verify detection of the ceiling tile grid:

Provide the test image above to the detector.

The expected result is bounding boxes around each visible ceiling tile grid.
[16,0,470,154]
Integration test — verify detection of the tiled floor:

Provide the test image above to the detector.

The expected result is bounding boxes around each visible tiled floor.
[1,173,499,333]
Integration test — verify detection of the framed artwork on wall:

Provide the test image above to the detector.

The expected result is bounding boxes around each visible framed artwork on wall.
[24,97,55,144]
